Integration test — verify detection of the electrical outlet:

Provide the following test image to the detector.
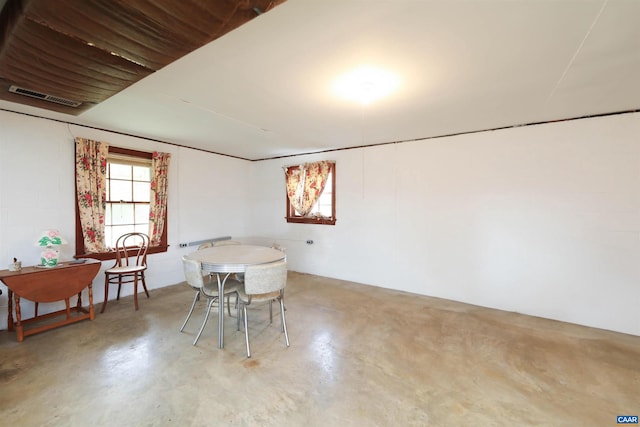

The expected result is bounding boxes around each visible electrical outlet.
[179,243,188,248]
[306,240,314,244]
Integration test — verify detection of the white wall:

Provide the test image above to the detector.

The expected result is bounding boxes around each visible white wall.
[249,112,640,336]
[1,109,638,336]
[0,110,251,328]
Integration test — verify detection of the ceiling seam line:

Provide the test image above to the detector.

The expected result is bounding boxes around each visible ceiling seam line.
[251,109,640,161]
[545,0,608,104]
[2,107,639,163]
[0,107,251,161]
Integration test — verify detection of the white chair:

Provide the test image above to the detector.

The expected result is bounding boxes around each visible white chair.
[271,243,286,253]
[197,241,213,250]
[271,243,287,310]
[180,256,241,345]
[215,239,244,282]
[214,239,241,246]
[196,241,215,282]
[236,260,289,358]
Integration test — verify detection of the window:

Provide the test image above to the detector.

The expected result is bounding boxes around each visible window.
[285,161,336,225]
[75,145,168,260]
[105,153,151,248]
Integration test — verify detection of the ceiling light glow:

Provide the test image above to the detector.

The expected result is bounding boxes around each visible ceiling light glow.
[332,66,399,105]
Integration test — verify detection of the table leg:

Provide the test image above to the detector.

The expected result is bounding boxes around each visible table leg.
[88,283,95,320]
[217,273,231,349]
[7,289,13,331]
[14,293,23,342]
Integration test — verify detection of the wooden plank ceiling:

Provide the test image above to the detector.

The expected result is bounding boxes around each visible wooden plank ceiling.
[0,0,284,115]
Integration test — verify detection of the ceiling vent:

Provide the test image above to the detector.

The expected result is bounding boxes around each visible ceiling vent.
[8,85,82,108]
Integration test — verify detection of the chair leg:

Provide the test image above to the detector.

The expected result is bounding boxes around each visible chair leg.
[141,272,150,298]
[280,298,290,347]
[237,299,247,330]
[116,277,122,301]
[101,275,110,313]
[269,300,273,324]
[133,274,139,310]
[243,304,251,358]
[193,297,217,346]
[180,291,200,332]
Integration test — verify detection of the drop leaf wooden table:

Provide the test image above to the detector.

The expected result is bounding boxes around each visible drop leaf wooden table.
[0,259,101,341]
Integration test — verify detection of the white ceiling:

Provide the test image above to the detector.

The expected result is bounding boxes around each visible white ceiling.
[1,0,639,160]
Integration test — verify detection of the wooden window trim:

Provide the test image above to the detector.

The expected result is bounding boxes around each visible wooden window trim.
[285,163,336,225]
[75,146,168,260]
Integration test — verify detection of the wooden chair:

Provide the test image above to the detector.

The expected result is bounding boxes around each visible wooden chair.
[101,232,150,313]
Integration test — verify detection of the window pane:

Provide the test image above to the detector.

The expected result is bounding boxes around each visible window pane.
[135,224,150,236]
[111,203,135,225]
[135,204,150,224]
[105,226,113,249]
[110,163,132,180]
[306,172,333,217]
[133,166,150,181]
[133,182,150,202]
[110,180,132,201]
[111,225,135,245]
[323,173,332,192]
[105,203,112,225]
[317,193,332,217]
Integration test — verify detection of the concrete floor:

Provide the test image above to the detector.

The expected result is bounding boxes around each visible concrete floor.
[0,271,638,426]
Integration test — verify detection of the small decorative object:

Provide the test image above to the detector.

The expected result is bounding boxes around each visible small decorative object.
[9,257,22,271]
[35,229,67,267]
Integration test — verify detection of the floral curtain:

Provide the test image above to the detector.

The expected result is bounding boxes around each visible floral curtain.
[149,151,171,246]
[285,160,333,216]
[75,137,108,253]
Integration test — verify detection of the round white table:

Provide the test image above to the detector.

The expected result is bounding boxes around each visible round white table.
[187,245,286,348]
